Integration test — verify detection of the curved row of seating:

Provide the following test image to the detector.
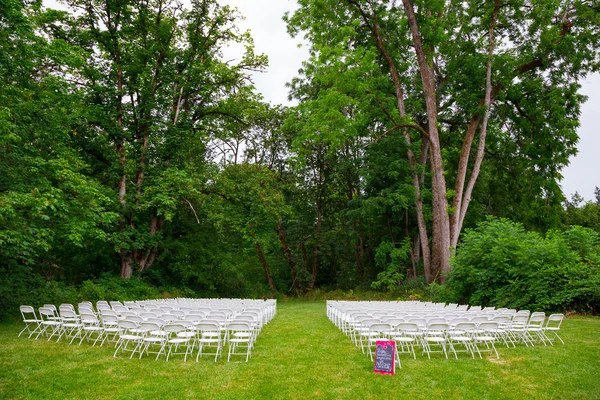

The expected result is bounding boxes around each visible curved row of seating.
[327,300,565,368]
[18,298,277,362]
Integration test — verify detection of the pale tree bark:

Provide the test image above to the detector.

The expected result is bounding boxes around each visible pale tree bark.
[352,3,433,282]
[402,0,451,282]
[452,0,500,247]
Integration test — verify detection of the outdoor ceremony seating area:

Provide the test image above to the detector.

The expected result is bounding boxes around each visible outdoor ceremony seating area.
[327,300,564,368]
[18,298,277,362]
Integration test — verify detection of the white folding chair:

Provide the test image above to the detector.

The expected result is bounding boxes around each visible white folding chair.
[526,312,547,346]
[58,308,82,344]
[36,307,62,341]
[393,322,419,360]
[18,306,42,338]
[195,322,223,362]
[422,323,452,359]
[544,314,565,345]
[448,322,476,359]
[227,322,253,362]
[473,322,500,358]
[159,323,193,361]
[113,320,143,358]
[80,313,104,346]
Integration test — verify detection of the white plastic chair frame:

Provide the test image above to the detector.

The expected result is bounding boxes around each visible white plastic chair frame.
[36,307,62,341]
[19,306,42,338]
[195,322,223,362]
[544,314,565,345]
[113,319,143,359]
[79,312,104,346]
[227,322,253,362]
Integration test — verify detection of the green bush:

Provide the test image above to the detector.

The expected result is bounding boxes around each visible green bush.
[447,218,600,313]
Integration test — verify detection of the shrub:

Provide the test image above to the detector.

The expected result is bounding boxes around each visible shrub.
[447,218,600,313]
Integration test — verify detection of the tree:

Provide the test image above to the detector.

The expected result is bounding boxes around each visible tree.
[44,0,267,278]
[286,0,600,282]
[1,0,115,274]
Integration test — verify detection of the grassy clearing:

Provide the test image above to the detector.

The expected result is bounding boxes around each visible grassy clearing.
[1,302,599,400]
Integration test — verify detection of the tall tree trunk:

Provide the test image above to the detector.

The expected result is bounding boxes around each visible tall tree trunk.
[402,0,451,282]
[120,251,133,279]
[255,240,277,294]
[365,8,433,282]
[276,221,300,296]
[452,0,500,248]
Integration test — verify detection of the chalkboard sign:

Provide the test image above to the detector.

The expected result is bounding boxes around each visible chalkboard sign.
[374,340,396,375]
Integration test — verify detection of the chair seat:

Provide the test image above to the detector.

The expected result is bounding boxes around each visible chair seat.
[199,338,220,343]
[451,336,471,342]
[427,337,446,343]
[167,338,188,344]
[394,337,416,343]
[230,338,250,343]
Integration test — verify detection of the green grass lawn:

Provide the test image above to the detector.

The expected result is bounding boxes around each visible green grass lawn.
[1,302,598,400]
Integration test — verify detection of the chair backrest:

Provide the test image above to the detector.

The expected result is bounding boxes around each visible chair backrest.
[426,323,448,334]
[359,318,380,328]
[227,322,251,332]
[529,313,546,325]
[162,314,179,323]
[428,317,446,325]
[450,317,469,325]
[184,314,203,323]
[118,319,138,331]
[60,308,78,320]
[470,316,489,323]
[546,314,564,328]
[454,322,476,333]
[369,323,392,334]
[101,314,119,325]
[195,322,220,332]
[385,318,404,327]
[396,322,420,333]
[407,318,427,328]
[477,322,499,332]
[138,322,161,333]
[20,306,37,319]
[146,318,166,326]
[170,310,186,319]
[187,310,206,317]
[127,315,143,324]
[140,312,158,320]
[80,312,98,322]
[163,323,186,333]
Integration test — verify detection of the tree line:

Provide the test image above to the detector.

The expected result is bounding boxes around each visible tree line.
[1,0,599,312]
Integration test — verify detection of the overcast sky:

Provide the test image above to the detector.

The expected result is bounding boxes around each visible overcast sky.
[45,0,598,201]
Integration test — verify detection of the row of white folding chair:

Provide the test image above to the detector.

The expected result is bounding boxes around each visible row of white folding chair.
[357,322,503,361]
[112,317,255,362]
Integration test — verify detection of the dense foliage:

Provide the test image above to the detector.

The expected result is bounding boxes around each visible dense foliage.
[447,219,600,313]
[1,0,599,319]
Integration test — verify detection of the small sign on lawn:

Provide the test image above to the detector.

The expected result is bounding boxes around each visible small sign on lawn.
[374,340,396,375]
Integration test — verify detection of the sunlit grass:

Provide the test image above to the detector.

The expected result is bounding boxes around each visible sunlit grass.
[1,303,599,399]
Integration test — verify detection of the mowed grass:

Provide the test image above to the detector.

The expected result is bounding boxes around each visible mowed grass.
[1,302,599,400]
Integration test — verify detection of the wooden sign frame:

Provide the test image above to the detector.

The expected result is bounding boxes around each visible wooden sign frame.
[374,340,396,375]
